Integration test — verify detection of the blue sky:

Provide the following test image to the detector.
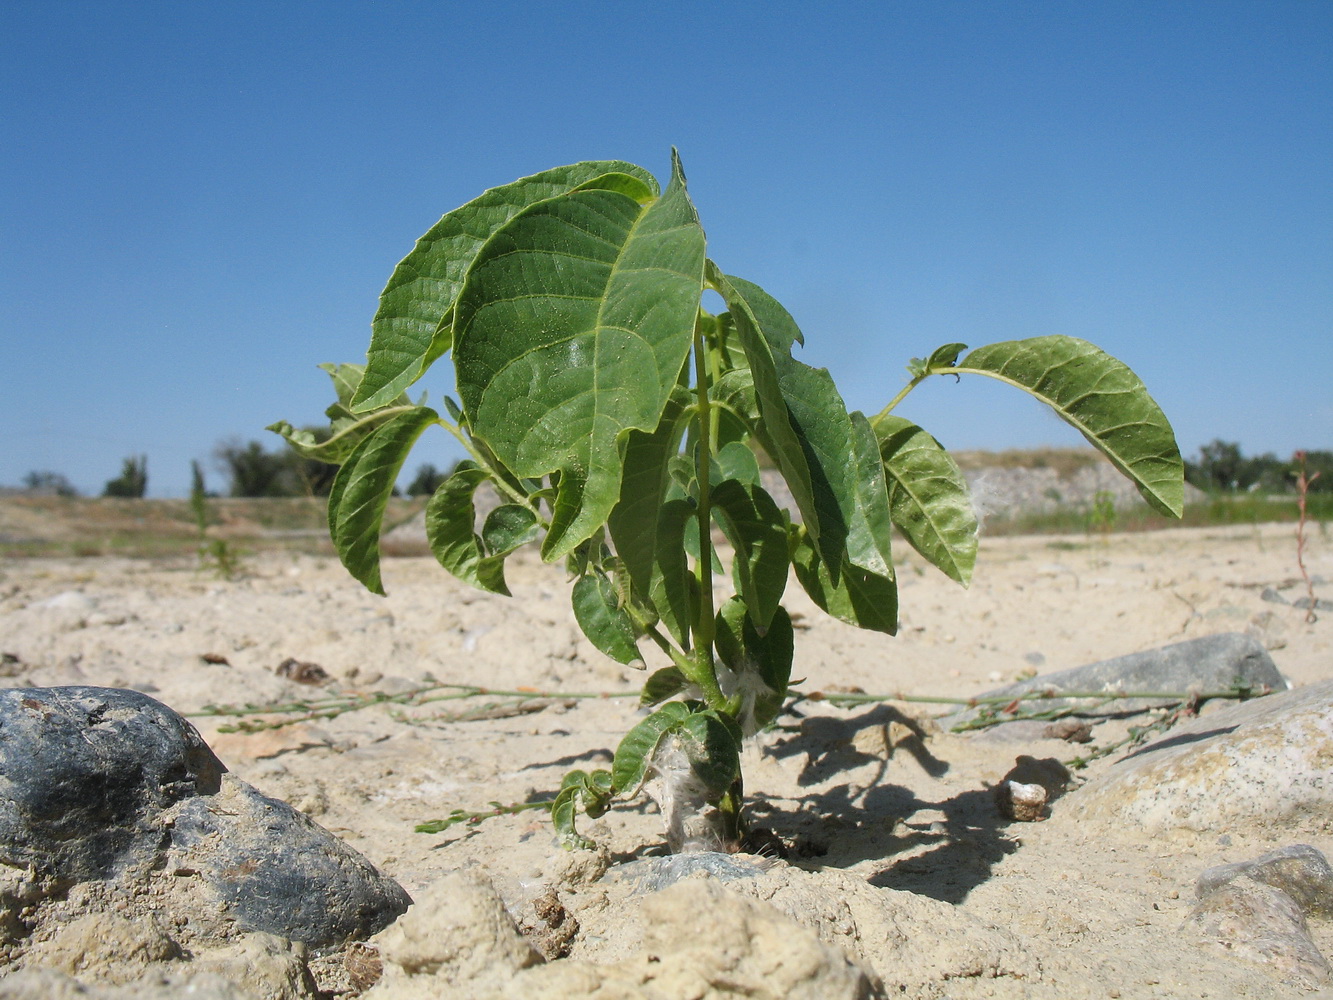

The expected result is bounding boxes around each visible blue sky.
[3,1,1329,497]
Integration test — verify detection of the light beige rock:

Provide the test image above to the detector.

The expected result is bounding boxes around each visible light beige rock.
[1064,680,1333,833]
[1182,876,1331,989]
[510,879,880,1000]
[366,870,541,998]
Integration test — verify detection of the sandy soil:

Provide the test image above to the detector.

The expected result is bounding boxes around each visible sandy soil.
[1,522,1330,998]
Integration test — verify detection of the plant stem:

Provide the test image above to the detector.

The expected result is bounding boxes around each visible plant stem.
[870,374,925,426]
[689,317,724,708]
[1295,451,1321,624]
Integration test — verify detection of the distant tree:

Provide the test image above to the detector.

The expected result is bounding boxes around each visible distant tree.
[22,470,78,497]
[1186,440,1248,491]
[405,462,452,497]
[216,439,296,497]
[215,437,338,497]
[103,454,148,498]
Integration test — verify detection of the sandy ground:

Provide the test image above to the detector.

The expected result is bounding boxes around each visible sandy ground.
[1,522,1330,998]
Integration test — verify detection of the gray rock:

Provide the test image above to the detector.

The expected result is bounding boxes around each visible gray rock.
[0,686,410,949]
[1065,680,1333,834]
[169,774,411,947]
[1197,844,1333,918]
[0,686,224,879]
[1182,877,1330,988]
[940,633,1286,731]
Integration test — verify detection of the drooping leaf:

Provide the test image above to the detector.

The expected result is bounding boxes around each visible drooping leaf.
[874,415,977,586]
[424,464,537,595]
[706,265,818,535]
[613,701,692,795]
[352,162,659,411]
[711,273,896,585]
[607,385,692,606]
[709,479,789,633]
[328,406,439,595]
[954,337,1183,516]
[572,572,643,667]
[481,504,541,556]
[790,526,898,635]
[454,152,707,560]
[713,598,793,732]
[649,498,698,647]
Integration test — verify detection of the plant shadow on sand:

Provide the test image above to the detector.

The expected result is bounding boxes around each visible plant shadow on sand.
[753,703,1019,904]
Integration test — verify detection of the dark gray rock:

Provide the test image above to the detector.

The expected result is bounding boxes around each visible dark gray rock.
[0,686,409,949]
[0,686,224,879]
[940,632,1286,731]
[1197,844,1333,918]
[169,774,411,947]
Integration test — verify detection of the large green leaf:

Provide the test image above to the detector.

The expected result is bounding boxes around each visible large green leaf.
[954,337,1183,516]
[454,152,706,560]
[572,571,643,667]
[874,415,977,586]
[352,162,659,411]
[706,265,818,535]
[711,274,896,584]
[790,525,898,635]
[710,479,789,633]
[327,406,439,594]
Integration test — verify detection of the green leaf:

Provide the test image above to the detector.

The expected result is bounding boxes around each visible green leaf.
[711,273,896,586]
[455,152,707,561]
[714,598,793,732]
[607,385,692,607]
[572,572,643,667]
[874,415,977,586]
[352,161,659,411]
[907,342,968,378]
[552,768,614,850]
[710,479,789,633]
[677,709,742,795]
[706,265,819,535]
[714,440,761,486]
[954,336,1183,516]
[649,498,698,647]
[327,406,439,595]
[424,464,536,595]
[481,504,541,557]
[790,526,898,635]
[613,701,692,795]
[640,666,689,708]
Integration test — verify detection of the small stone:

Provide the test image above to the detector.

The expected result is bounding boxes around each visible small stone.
[275,657,330,685]
[995,780,1047,822]
[1043,719,1094,743]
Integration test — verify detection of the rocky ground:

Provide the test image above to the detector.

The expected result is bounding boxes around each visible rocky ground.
[0,518,1330,998]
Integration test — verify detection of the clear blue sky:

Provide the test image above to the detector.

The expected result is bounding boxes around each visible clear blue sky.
[3,1,1329,497]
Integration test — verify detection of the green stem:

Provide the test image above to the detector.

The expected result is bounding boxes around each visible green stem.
[870,374,925,427]
[690,316,725,709]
